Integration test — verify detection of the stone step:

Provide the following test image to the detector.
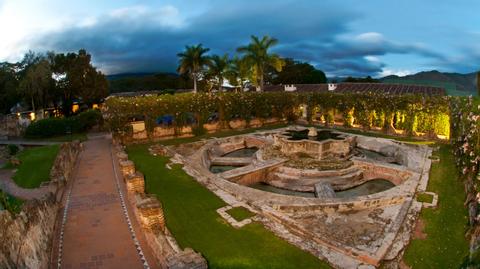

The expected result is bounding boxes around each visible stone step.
[210,156,253,166]
[276,165,359,178]
[268,170,364,192]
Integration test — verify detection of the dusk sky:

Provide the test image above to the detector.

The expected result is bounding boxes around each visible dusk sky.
[1,0,479,77]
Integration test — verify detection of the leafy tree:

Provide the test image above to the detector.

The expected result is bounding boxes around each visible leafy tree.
[52,49,108,115]
[270,58,326,84]
[343,76,379,83]
[226,56,251,91]
[0,63,20,114]
[177,44,210,93]
[18,59,53,112]
[237,35,285,90]
[206,54,229,92]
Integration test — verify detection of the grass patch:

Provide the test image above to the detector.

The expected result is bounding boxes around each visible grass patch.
[0,190,24,214]
[403,145,469,268]
[127,144,330,269]
[11,145,60,188]
[416,193,434,204]
[226,207,255,222]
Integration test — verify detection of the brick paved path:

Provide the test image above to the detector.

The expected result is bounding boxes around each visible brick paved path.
[56,136,159,269]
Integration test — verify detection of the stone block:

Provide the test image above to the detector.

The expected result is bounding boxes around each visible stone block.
[166,248,208,269]
[116,151,128,161]
[135,194,165,232]
[126,172,145,193]
[119,160,135,177]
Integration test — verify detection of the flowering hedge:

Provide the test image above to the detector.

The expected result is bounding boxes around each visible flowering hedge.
[104,91,450,138]
[450,96,480,265]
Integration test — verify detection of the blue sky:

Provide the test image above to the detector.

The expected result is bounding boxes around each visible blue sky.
[0,0,479,77]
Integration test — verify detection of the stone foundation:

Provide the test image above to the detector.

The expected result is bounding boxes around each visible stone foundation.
[120,160,135,176]
[126,172,146,193]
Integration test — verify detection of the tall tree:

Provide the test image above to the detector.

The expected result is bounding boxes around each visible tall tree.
[0,63,20,114]
[270,58,326,84]
[52,49,108,115]
[226,57,251,92]
[206,54,229,92]
[177,44,210,93]
[18,59,53,112]
[237,35,285,90]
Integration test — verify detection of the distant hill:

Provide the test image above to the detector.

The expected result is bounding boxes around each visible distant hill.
[107,72,156,81]
[381,70,477,96]
[107,72,192,93]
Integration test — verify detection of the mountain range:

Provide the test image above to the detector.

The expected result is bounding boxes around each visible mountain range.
[381,70,477,96]
[107,70,479,96]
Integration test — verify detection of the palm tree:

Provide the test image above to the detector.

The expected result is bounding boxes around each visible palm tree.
[237,35,285,91]
[177,44,210,93]
[206,54,230,92]
[226,56,250,92]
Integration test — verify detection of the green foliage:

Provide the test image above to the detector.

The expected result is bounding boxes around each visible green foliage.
[0,63,20,114]
[12,144,60,188]
[237,35,285,88]
[177,44,211,93]
[126,144,330,269]
[343,76,379,83]
[270,58,326,84]
[7,144,19,156]
[105,92,450,138]
[25,109,102,138]
[0,190,24,214]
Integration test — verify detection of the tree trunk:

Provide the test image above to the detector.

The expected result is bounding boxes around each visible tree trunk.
[31,96,35,115]
[193,76,198,93]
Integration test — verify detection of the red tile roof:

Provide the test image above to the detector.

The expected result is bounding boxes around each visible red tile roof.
[262,83,446,96]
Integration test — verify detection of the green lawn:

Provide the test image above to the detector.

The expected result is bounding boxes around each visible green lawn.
[127,144,330,269]
[11,145,60,188]
[403,145,469,268]
[416,193,434,204]
[227,207,255,222]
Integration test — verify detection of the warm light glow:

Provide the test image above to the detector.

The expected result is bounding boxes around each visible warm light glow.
[92,104,99,109]
[72,104,80,113]
[30,112,35,121]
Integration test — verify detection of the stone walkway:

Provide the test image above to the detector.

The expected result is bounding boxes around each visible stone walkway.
[55,136,160,269]
[0,169,55,200]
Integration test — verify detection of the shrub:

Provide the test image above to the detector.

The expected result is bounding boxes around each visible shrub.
[25,109,103,138]
[25,118,68,138]
[7,144,19,156]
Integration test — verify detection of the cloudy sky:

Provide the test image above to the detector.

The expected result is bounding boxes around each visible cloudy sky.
[1,0,479,77]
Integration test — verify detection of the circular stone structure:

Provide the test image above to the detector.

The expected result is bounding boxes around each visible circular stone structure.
[165,126,433,269]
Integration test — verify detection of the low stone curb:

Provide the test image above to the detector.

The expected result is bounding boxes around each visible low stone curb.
[216,204,254,228]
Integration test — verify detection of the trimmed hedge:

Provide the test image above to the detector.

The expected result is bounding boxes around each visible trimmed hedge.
[104,92,450,138]
[25,109,102,138]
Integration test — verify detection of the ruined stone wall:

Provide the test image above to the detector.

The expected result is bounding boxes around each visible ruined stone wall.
[120,117,284,144]
[0,141,81,269]
[0,197,58,269]
[50,141,81,184]
[116,144,208,269]
[0,115,24,138]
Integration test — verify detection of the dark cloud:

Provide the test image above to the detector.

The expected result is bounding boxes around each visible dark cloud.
[30,1,448,76]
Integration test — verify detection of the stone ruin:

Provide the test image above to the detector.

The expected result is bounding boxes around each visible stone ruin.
[162,126,434,269]
[114,145,207,269]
